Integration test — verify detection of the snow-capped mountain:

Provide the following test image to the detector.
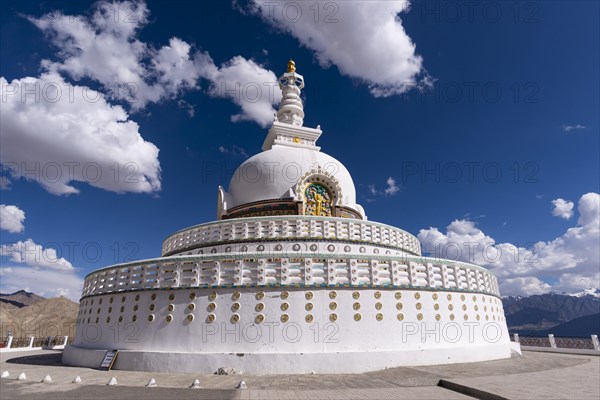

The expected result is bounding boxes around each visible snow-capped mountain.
[568,288,600,298]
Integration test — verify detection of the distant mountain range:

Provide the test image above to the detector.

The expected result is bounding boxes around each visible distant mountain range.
[0,290,46,308]
[503,291,600,337]
[0,290,78,338]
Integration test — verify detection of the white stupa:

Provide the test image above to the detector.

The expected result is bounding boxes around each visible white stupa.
[64,61,512,374]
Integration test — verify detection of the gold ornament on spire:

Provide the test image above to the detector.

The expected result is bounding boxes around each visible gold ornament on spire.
[287,59,296,73]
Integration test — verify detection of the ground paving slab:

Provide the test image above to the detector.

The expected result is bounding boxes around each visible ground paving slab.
[1,350,598,399]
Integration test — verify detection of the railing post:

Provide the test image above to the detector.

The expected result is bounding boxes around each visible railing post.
[63,336,69,346]
[28,337,34,348]
[47,336,53,348]
[513,333,519,343]
[592,335,600,351]
[548,334,557,348]
[6,336,13,349]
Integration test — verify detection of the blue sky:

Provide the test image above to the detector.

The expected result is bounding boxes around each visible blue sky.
[0,0,598,299]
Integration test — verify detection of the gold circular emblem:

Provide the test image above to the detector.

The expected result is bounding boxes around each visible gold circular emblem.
[305,314,314,323]
[151,294,156,301]
[305,303,313,311]
[353,302,361,310]
[397,313,404,321]
[231,314,240,323]
[395,292,402,300]
[415,302,422,310]
[375,302,383,310]
[280,302,289,311]
[473,295,477,302]
[232,302,240,311]
[189,292,196,300]
[414,292,421,300]
[353,291,360,299]
[462,304,467,311]
[167,304,174,312]
[329,291,337,299]
[450,314,455,321]
[255,314,264,324]
[255,303,265,312]
[448,304,454,311]
[417,313,423,321]
[169,293,175,301]
[374,291,382,299]
[149,304,155,311]
[305,292,313,300]
[329,313,338,322]
[434,303,439,310]
[256,291,265,300]
[166,314,173,323]
[293,137,300,143]
[464,314,469,321]
[435,314,441,321]
[447,294,452,301]
[432,293,438,300]
[396,303,403,310]
[209,292,217,301]
[207,314,216,323]
[461,294,466,301]
[281,314,289,323]
[148,314,155,322]
[474,305,479,311]
[354,313,362,321]
[232,291,241,300]
[187,314,194,322]
[476,314,481,320]
[376,313,384,321]
[281,291,289,299]
[208,302,216,311]
[329,302,337,310]
[188,303,195,311]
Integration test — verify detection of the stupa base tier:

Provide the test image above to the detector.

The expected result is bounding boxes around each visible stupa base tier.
[68,287,511,372]
[63,342,513,374]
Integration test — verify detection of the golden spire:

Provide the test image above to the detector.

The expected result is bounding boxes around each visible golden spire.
[287,59,296,73]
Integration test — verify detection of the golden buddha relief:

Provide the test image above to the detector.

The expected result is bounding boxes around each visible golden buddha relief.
[304,183,333,216]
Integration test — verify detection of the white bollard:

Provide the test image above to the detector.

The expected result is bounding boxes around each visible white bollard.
[41,375,52,383]
[107,377,118,386]
[6,336,13,350]
[548,334,557,348]
[63,336,69,346]
[17,373,27,381]
[72,376,82,384]
[236,380,247,389]
[28,337,34,348]
[513,333,520,343]
[189,378,201,389]
[146,378,157,387]
[592,335,600,351]
[1,371,9,378]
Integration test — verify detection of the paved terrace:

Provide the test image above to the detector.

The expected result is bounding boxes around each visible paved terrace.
[1,350,598,399]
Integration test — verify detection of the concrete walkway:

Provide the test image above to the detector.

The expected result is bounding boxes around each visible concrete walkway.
[1,350,598,399]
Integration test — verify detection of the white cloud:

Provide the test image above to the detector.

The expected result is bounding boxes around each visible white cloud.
[248,0,431,97]
[366,177,402,198]
[563,124,586,132]
[1,238,74,271]
[0,205,25,233]
[218,144,249,158]
[384,177,401,196]
[0,72,161,195]
[0,266,83,301]
[418,193,600,296]
[28,0,280,126]
[552,198,574,219]
[198,55,281,127]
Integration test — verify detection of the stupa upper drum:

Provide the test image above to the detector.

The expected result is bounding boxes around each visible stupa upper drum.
[63,60,512,374]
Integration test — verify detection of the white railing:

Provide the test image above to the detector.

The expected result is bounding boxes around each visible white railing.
[81,254,499,298]
[161,216,422,256]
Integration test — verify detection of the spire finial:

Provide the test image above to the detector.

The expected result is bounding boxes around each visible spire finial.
[277,58,305,127]
[287,59,296,73]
